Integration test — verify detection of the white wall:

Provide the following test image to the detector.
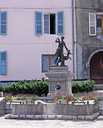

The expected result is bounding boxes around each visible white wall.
[0,0,72,8]
[0,0,73,80]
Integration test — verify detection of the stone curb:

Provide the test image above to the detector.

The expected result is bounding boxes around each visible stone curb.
[5,112,100,121]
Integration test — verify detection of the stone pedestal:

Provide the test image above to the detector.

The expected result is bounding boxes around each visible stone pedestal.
[45,66,73,96]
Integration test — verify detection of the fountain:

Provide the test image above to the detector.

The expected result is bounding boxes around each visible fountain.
[5,37,99,120]
[45,36,73,98]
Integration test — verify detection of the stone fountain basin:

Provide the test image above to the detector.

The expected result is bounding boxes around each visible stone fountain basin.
[10,100,98,116]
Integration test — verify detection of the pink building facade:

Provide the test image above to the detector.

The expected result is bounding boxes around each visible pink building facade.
[0,0,73,81]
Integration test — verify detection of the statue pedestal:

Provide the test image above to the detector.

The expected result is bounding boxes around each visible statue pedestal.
[45,66,73,97]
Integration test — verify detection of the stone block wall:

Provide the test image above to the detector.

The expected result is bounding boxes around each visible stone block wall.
[9,103,99,116]
[0,98,6,116]
[75,0,103,80]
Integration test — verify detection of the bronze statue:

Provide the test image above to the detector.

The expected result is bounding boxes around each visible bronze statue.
[55,36,71,66]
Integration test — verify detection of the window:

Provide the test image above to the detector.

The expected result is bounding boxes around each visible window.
[0,12,7,35]
[96,15,103,34]
[0,51,7,75]
[89,13,96,36]
[44,14,56,34]
[50,14,56,34]
[89,12,103,37]
[44,12,64,35]
[35,11,64,35]
[42,54,56,72]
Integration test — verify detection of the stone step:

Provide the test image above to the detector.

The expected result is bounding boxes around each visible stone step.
[92,90,103,98]
[97,116,103,120]
[94,84,103,90]
[5,113,100,120]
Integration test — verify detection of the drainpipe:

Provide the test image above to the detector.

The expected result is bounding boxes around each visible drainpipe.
[72,0,77,79]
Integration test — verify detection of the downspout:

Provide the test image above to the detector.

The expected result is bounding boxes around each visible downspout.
[72,0,77,79]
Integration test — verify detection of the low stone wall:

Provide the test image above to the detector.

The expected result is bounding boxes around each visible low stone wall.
[11,104,43,115]
[44,103,99,115]
[5,102,99,120]
[98,97,103,115]
[0,98,6,116]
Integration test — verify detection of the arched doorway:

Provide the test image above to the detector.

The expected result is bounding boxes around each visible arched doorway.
[90,51,103,84]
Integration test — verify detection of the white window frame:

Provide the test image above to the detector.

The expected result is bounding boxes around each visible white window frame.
[43,13,56,35]
[43,11,64,35]
[89,12,96,36]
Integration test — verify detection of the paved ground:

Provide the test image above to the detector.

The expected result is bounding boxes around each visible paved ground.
[1,117,103,128]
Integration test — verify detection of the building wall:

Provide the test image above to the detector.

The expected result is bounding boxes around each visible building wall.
[0,0,73,80]
[75,0,103,80]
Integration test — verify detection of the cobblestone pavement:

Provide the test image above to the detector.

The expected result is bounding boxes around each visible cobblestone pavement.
[0,117,103,128]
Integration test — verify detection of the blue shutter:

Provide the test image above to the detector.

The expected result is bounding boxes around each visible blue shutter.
[50,55,55,65]
[44,14,49,33]
[1,12,7,35]
[35,12,42,35]
[42,55,48,72]
[0,12,1,35]
[0,52,7,75]
[52,55,56,65]
[57,11,64,34]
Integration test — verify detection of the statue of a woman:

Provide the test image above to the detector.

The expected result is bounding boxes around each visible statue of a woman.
[55,36,71,66]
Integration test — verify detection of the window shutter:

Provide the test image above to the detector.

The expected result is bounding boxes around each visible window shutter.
[42,55,48,72]
[0,12,1,35]
[51,55,56,65]
[1,12,7,35]
[44,14,49,34]
[89,13,96,36]
[0,51,7,75]
[57,11,64,35]
[35,11,42,35]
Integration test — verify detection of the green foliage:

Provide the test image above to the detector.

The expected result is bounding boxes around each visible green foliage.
[0,80,95,96]
[0,86,4,92]
[72,80,95,93]
[2,80,48,96]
